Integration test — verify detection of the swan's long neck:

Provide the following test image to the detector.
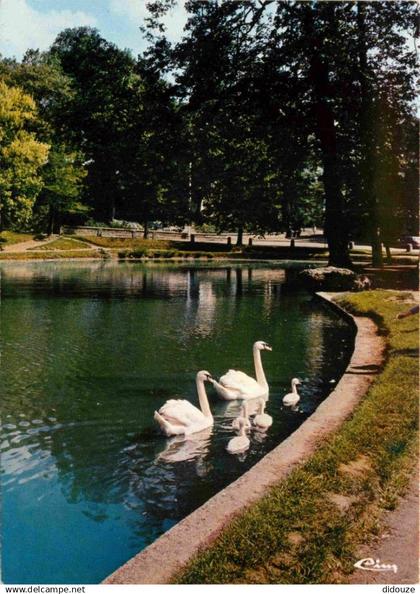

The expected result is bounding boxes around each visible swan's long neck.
[196,377,212,418]
[253,347,268,387]
[292,382,298,394]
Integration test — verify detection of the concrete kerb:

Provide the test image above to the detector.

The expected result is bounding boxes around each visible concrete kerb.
[103,291,385,584]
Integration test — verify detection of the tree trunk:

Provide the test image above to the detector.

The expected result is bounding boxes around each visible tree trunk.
[385,244,392,264]
[143,220,149,239]
[357,2,383,268]
[305,5,351,268]
[47,207,55,236]
[110,196,116,222]
[236,225,243,246]
[282,180,293,237]
[371,232,383,267]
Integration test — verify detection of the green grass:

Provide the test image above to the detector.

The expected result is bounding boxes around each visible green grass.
[77,235,329,258]
[0,249,104,260]
[0,230,35,246]
[75,235,174,250]
[176,290,418,584]
[30,237,91,251]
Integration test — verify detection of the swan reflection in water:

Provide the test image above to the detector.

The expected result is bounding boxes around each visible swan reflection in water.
[252,428,269,443]
[156,427,213,467]
[218,397,266,425]
[155,404,266,466]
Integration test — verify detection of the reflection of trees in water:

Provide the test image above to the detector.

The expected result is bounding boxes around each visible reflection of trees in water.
[131,430,215,520]
[235,268,243,297]
[43,425,216,524]
[296,305,356,412]
[48,423,132,505]
[184,272,217,338]
[2,262,288,302]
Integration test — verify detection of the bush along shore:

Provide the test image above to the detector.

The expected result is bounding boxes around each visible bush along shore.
[175,290,418,584]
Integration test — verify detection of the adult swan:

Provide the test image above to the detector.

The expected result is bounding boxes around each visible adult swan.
[211,341,272,400]
[154,371,214,436]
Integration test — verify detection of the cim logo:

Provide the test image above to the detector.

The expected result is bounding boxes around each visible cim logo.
[354,557,398,574]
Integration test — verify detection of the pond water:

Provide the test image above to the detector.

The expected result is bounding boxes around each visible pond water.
[1,261,355,584]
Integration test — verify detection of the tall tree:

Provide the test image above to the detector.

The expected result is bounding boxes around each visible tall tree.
[50,28,138,221]
[50,27,188,231]
[0,51,88,232]
[0,81,49,229]
[36,146,87,234]
[145,0,417,264]
[353,1,417,265]
[119,58,190,236]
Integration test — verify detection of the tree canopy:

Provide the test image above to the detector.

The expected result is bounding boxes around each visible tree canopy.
[0,1,417,263]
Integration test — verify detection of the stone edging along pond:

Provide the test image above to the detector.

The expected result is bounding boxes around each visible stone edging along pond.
[104,292,385,585]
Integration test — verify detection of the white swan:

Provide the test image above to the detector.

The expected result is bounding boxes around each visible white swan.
[232,401,251,430]
[211,341,272,400]
[154,371,213,436]
[283,378,301,406]
[226,417,250,454]
[253,398,273,430]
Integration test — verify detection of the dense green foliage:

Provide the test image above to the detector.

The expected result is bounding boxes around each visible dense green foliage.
[0,1,417,264]
[0,81,49,228]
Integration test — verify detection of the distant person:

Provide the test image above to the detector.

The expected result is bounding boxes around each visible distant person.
[396,304,419,319]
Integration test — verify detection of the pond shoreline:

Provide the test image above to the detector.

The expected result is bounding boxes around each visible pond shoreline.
[104,292,384,584]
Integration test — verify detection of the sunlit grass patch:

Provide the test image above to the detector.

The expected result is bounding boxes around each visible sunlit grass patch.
[75,235,173,250]
[0,249,103,260]
[30,237,91,250]
[0,231,34,246]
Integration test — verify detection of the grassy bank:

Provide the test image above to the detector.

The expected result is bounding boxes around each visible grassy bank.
[76,235,403,262]
[29,237,92,250]
[0,231,35,246]
[0,249,104,260]
[82,235,327,260]
[176,290,418,584]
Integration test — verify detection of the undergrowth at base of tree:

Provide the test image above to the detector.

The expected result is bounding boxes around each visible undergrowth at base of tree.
[175,290,418,584]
